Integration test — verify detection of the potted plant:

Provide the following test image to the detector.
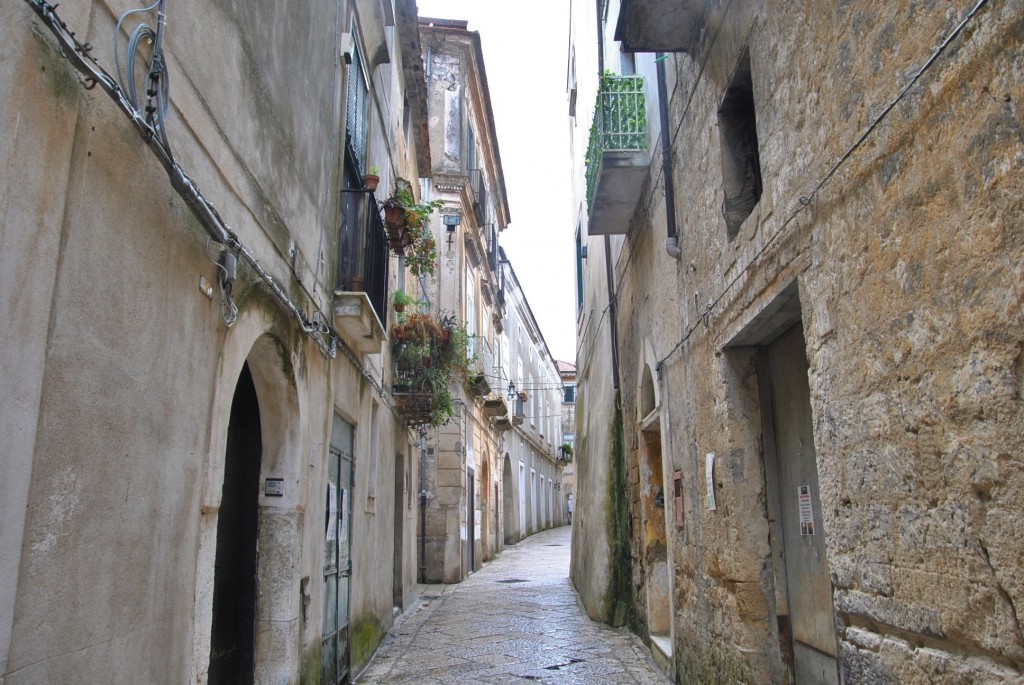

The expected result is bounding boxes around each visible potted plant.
[391,312,473,427]
[393,289,418,314]
[380,188,444,274]
[559,443,574,463]
[363,166,380,192]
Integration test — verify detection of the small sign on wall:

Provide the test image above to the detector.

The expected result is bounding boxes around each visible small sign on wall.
[798,484,814,535]
[265,478,285,497]
[705,453,716,511]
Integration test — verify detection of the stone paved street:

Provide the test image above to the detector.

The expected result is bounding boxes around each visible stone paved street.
[356,526,670,684]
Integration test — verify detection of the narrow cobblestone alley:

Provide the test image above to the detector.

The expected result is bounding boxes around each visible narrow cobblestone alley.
[356,526,670,685]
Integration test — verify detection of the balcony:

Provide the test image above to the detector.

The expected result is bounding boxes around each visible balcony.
[585,75,650,236]
[335,188,389,353]
[483,396,509,417]
[467,340,494,397]
[512,398,526,426]
[614,0,707,53]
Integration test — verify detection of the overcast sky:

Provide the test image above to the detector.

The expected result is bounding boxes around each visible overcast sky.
[416,0,576,364]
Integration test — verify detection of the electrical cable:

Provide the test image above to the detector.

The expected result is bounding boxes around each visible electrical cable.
[655,0,991,371]
[23,0,340,359]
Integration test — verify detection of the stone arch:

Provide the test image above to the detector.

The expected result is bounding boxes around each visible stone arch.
[502,453,515,545]
[635,337,670,640]
[191,317,305,684]
[637,338,660,421]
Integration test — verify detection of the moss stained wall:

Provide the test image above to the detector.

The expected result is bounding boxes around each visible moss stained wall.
[580,0,1024,683]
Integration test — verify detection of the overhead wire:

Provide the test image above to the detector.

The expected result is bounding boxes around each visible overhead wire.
[24,0,340,359]
[651,0,992,371]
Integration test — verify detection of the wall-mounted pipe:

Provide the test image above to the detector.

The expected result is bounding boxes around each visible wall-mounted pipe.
[656,53,681,261]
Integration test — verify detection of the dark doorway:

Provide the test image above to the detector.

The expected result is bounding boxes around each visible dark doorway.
[393,452,405,610]
[502,456,514,545]
[467,467,476,574]
[209,363,261,685]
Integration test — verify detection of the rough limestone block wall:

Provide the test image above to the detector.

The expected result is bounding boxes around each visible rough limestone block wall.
[605,0,1024,683]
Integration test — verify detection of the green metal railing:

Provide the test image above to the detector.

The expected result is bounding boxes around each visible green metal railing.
[585,74,648,211]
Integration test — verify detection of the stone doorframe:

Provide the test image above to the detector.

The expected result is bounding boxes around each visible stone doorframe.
[636,338,677,653]
[190,316,306,685]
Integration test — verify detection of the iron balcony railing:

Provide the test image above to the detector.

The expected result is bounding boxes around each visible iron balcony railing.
[338,188,390,325]
[585,74,648,211]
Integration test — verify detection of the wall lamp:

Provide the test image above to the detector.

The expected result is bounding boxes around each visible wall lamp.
[443,214,461,249]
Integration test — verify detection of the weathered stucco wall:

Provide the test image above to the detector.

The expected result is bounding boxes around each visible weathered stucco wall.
[1,0,425,682]
[580,0,1024,682]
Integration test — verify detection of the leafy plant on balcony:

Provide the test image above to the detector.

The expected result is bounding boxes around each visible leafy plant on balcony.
[393,289,423,314]
[559,443,574,463]
[391,313,474,426]
[585,71,648,209]
[381,188,444,277]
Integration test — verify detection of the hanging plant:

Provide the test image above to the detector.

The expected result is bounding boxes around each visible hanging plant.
[391,312,474,427]
[380,188,444,275]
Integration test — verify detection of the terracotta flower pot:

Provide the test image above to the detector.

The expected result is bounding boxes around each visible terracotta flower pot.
[383,204,405,228]
[363,174,380,192]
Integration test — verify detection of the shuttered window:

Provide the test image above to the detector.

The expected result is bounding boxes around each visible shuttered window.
[346,41,369,173]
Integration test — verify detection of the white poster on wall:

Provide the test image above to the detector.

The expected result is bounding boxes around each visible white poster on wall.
[705,453,716,511]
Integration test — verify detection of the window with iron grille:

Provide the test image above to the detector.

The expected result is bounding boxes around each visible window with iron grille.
[346,39,369,173]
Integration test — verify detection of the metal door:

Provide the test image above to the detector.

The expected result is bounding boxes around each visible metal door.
[768,324,838,684]
[323,415,353,684]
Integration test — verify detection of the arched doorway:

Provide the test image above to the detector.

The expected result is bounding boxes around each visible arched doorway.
[502,455,515,544]
[481,457,491,560]
[195,333,304,685]
[209,363,261,685]
[638,364,670,640]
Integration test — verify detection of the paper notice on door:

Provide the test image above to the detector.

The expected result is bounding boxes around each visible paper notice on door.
[705,453,716,511]
[798,484,814,535]
[327,482,338,542]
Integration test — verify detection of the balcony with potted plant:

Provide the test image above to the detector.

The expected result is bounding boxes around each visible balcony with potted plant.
[335,173,390,355]
[585,71,651,236]
[391,312,473,427]
[381,187,444,277]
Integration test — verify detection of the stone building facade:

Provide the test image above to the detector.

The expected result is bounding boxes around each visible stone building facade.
[2,0,431,682]
[413,19,566,583]
[570,0,1024,683]
[416,17,513,583]
[502,258,569,542]
[558,360,577,522]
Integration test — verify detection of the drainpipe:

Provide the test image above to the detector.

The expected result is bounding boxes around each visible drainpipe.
[419,427,427,583]
[604,237,621,392]
[657,53,681,261]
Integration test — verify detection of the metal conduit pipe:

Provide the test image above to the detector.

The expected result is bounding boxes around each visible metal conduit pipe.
[656,53,682,261]
[419,427,428,583]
